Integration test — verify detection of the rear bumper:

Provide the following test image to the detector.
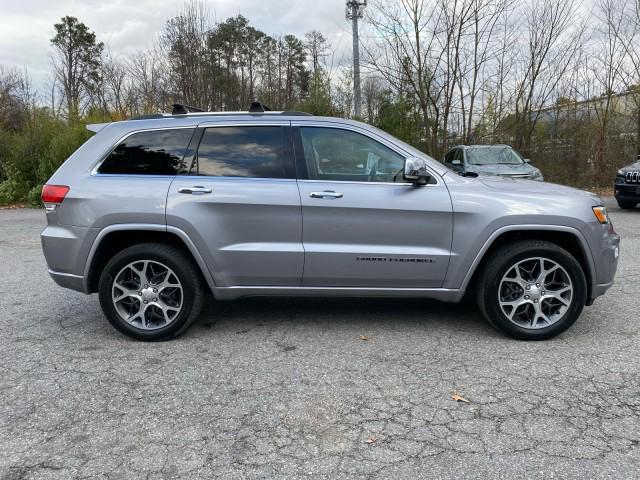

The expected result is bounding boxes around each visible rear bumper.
[48,269,87,292]
[41,223,96,293]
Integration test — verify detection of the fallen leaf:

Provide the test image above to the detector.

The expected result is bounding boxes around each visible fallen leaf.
[360,335,371,341]
[365,436,377,444]
[451,392,470,403]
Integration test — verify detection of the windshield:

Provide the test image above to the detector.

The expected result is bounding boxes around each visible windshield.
[467,147,524,166]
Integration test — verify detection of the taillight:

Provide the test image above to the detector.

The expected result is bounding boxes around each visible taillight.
[41,184,70,209]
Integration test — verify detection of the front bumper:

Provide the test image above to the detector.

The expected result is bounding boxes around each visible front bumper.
[587,225,620,305]
[614,182,640,201]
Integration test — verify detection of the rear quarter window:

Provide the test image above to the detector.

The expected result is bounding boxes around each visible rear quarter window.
[98,128,194,175]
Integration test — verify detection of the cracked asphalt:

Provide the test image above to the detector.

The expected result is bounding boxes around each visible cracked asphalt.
[1,198,639,479]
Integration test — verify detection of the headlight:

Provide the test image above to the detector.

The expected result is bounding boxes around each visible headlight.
[617,169,624,175]
[592,206,609,224]
[531,169,544,181]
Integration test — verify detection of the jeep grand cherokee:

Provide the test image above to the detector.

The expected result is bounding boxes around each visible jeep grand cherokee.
[40,106,620,341]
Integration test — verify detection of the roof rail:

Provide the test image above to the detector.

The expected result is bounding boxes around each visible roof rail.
[281,111,313,116]
[125,103,313,120]
[172,103,204,115]
[129,113,164,120]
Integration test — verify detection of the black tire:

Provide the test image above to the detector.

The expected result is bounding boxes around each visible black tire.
[98,243,204,341]
[616,199,637,210]
[476,240,587,340]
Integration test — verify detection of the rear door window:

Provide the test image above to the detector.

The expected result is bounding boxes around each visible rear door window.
[98,128,194,175]
[196,126,292,178]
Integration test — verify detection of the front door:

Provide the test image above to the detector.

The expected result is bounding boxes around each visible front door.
[294,125,453,288]
[166,122,303,287]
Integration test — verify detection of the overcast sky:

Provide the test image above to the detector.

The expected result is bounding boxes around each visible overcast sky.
[0,0,355,91]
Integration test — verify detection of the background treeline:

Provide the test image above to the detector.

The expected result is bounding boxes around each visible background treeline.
[1,0,639,205]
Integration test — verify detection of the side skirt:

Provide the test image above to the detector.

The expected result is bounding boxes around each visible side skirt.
[212,286,463,302]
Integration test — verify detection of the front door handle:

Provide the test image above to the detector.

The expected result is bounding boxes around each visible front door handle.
[309,191,343,199]
[178,186,212,195]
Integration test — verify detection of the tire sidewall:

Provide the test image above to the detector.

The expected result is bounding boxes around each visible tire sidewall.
[483,246,587,340]
[617,200,637,210]
[98,245,199,341]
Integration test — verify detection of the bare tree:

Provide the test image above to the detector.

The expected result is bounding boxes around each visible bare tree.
[364,0,448,154]
[511,0,585,153]
[100,54,132,119]
[128,50,169,114]
[588,0,628,172]
[160,0,213,108]
[456,0,514,142]
[362,76,383,123]
[607,0,640,157]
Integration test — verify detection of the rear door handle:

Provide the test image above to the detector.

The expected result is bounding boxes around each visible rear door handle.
[178,186,212,195]
[309,191,343,199]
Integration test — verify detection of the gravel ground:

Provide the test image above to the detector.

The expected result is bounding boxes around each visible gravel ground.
[0,198,639,479]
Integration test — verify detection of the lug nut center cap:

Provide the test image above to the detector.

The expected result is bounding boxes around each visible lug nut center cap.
[527,285,542,301]
[141,287,156,303]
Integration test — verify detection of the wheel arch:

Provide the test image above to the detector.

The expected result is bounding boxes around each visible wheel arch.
[84,224,216,294]
[462,226,595,304]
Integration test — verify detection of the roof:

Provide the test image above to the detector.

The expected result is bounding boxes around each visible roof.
[460,144,511,149]
[445,144,513,152]
[130,110,313,120]
[86,111,313,134]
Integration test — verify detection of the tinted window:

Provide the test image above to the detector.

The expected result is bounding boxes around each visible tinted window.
[444,150,454,164]
[98,129,194,175]
[467,147,524,165]
[299,127,405,183]
[197,126,289,178]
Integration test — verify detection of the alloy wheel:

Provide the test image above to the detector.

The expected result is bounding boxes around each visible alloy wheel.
[498,257,573,329]
[111,260,183,330]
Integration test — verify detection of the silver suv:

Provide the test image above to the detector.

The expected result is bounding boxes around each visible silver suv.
[444,144,544,181]
[41,106,620,341]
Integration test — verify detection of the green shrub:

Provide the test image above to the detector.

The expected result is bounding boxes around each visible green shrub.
[0,109,92,206]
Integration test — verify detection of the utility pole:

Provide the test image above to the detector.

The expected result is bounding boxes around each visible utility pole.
[346,1,366,118]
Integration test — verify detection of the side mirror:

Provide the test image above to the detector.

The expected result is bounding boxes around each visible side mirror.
[451,159,462,166]
[524,158,531,163]
[403,157,431,185]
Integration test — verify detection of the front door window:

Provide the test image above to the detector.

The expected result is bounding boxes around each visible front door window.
[299,127,405,183]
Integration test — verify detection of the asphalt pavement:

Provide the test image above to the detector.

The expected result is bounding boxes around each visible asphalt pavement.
[1,198,639,479]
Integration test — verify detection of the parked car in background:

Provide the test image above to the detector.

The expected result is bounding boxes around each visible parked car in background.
[443,144,544,181]
[614,158,640,209]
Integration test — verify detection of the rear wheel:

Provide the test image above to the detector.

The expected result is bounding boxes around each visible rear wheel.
[476,240,586,340]
[98,243,204,341]
[616,199,637,209]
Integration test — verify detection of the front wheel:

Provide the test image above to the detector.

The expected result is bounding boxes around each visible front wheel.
[476,240,587,340]
[616,199,637,210]
[98,243,204,341]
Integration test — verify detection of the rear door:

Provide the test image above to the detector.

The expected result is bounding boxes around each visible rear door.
[166,122,303,287]
[293,123,453,288]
